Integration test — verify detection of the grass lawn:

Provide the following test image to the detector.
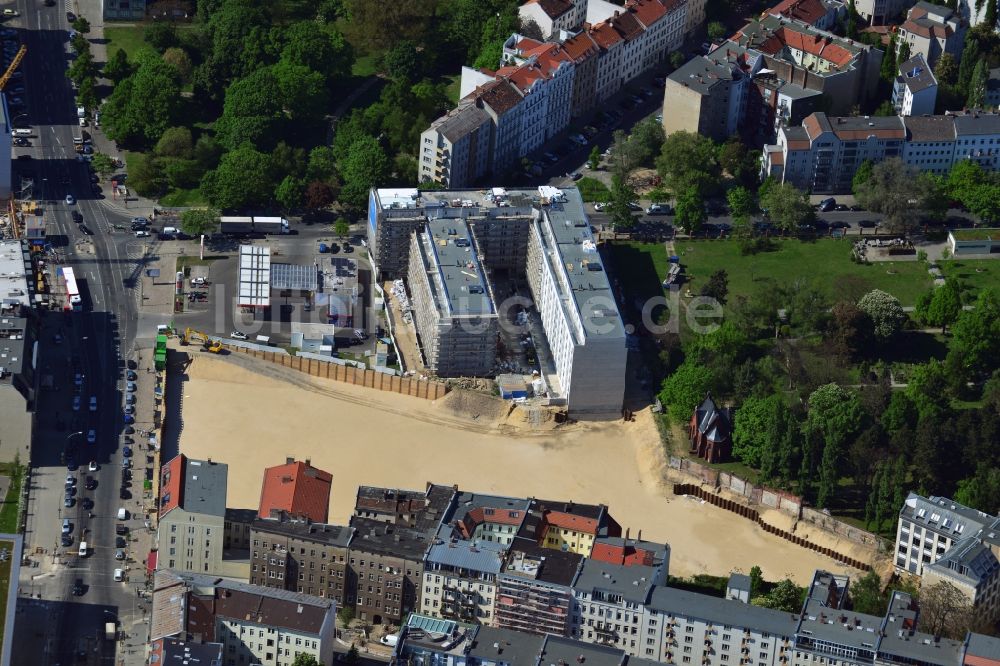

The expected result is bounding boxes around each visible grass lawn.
[938,258,1000,294]
[0,540,11,651]
[444,73,461,104]
[104,24,198,62]
[351,54,378,77]
[175,256,214,273]
[0,463,22,534]
[576,177,611,203]
[159,188,205,207]
[673,239,933,308]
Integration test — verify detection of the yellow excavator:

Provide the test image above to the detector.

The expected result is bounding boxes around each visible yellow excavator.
[181,327,223,353]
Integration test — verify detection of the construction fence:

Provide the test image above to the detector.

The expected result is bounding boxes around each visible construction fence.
[221,344,449,400]
[673,483,872,572]
[669,456,883,550]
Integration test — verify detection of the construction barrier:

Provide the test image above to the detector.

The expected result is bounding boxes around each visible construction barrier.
[221,344,449,400]
[673,483,872,572]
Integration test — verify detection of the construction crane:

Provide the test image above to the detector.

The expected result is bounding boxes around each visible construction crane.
[181,327,223,353]
[0,45,26,91]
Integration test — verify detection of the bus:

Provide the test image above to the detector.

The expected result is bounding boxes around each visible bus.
[61,267,82,311]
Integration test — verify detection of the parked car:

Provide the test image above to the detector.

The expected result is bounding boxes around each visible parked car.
[72,578,84,596]
[72,395,80,411]
[65,194,75,205]
[646,204,671,215]
[88,395,97,412]
[817,197,836,212]
[88,461,98,472]
[86,429,96,444]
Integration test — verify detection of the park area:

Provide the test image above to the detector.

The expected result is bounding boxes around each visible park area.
[609,239,934,318]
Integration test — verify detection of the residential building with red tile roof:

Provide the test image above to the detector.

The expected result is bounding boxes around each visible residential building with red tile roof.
[590,532,670,568]
[519,0,588,39]
[516,498,621,556]
[257,458,333,523]
[766,0,847,30]
[561,31,601,116]
[627,0,688,70]
[897,1,966,69]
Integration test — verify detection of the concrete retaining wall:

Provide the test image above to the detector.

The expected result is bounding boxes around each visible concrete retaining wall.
[221,344,448,400]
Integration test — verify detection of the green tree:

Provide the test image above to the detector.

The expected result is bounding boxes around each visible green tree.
[949,288,1000,378]
[935,52,958,86]
[707,21,727,41]
[964,183,1000,223]
[947,160,988,204]
[925,279,962,333]
[607,175,637,231]
[954,465,1000,513]
[334,217,351,239]
[180,208,220,236]
[275,175,306,210]
[339,135,389,208]
[656,131,719,196]
[880,34,898,82]
[163,47,193,80]
[674,186,706,235]
[959,39,981,94]
[383,39,422,84]
[850,571,887,615]
[343,0,436,54]
[305,181,334,213]
[292,654,321,666]
[758,181,811,233]
[202,144,275,209]
[587,145,601,171]
[472,6,518,69]
[306,146,338,183]
[753,579,804,612]
[701,269,729,305]
[144,21,179,52]
[71,16,90,33]
[967,59,989,109]
[103,48,134,83]
[280,21,353,84]
[828,301,874,360]
[733,394,784,467]
[805,383,865,508]
[213,68,284,151]
[90,153,117,178]
[154,126,194,159]
[70,32,90,56]
[628,117,666,166]
[749,565,764,598]
[128,153,167,197]
[658,362,714,422]
[726,186,755,224]
[272,60,329,122]
[68,50,98,86]
[857,289,907,342]
[102,52,182,148]
[853,158,926,235]
[76,77,98,116]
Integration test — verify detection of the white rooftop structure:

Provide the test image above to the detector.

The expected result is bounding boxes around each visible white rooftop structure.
[0,240,30,311]
[238,245,270,308]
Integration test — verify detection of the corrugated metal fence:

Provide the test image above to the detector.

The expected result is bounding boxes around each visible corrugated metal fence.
[221,344,449,400]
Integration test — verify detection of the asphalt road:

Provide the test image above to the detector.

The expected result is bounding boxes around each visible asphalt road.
[11,1,149,663]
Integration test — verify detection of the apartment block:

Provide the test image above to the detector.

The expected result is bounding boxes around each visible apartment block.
[663,51,749,141]
[423,0,686,189]
[570,558,668,652]
[853,0,911,24]
[495,537,583,636]
[248,515,354,602]
[517,498,621,556]
[897,2,966,69]
[257,458,332,523]
[590,534,670,570]
[519,0,588,39]
[348,518,432,626]
[420,492,530,624]
[921,536,1000,619]
[406,217,500,377]
[368,186,627,419]
[149,570,336,666]
[157,455,234,577]
[762,113,906,193]
[353,483,454,527]
[893,54,938,116]
[148,638,223,666]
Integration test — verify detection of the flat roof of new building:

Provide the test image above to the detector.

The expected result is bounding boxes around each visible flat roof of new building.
[0,241,31,309]
[502,536,582,586]
[419,218,495,317]
[966,634,1000,661]
[540,635,628,666]
[238,245,270,308]
[0,317,27,383]
[320,257,358,296]
[879,592,965,666]
[468,626,546,663]
[540,188,625,340]
[668,54,741,96]
[270,263,318,292]
[426,537,506,574]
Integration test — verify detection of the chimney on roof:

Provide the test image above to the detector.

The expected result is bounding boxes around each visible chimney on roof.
[626,527,631,540]
[286,457,294,465]
[638,529,642,541]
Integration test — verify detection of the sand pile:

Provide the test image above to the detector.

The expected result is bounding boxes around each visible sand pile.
[177,353,866,582]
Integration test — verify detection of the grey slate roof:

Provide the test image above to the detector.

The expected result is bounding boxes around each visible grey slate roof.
[574,559,658,605]
[878,593,965,666]
[425,538,506,574]
[799,597,883,650]
[649,586,799,636]
[727,573,751,593]
[180,459,227,517]
[467,626,546,663]
[539,636,627,666]
[349,516,433,561]
[953,113,1000,136]
[924,536,1000,585]
[436,103,491,144]
[966,634,1000,661]
[667,55,743,96]
[898,493,995,540]
[897,54,937,94]
[252,516,354,548]
[903,115,957,142]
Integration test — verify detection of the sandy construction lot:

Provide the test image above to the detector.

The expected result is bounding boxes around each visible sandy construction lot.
[177,353,864,583]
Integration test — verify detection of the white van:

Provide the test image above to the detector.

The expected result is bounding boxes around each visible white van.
[161,226,179,236]
[12,128,31,137]
[113,568,124,582]
[78,541,87,557]
[380,634,399,647]
[116,507,127,521]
